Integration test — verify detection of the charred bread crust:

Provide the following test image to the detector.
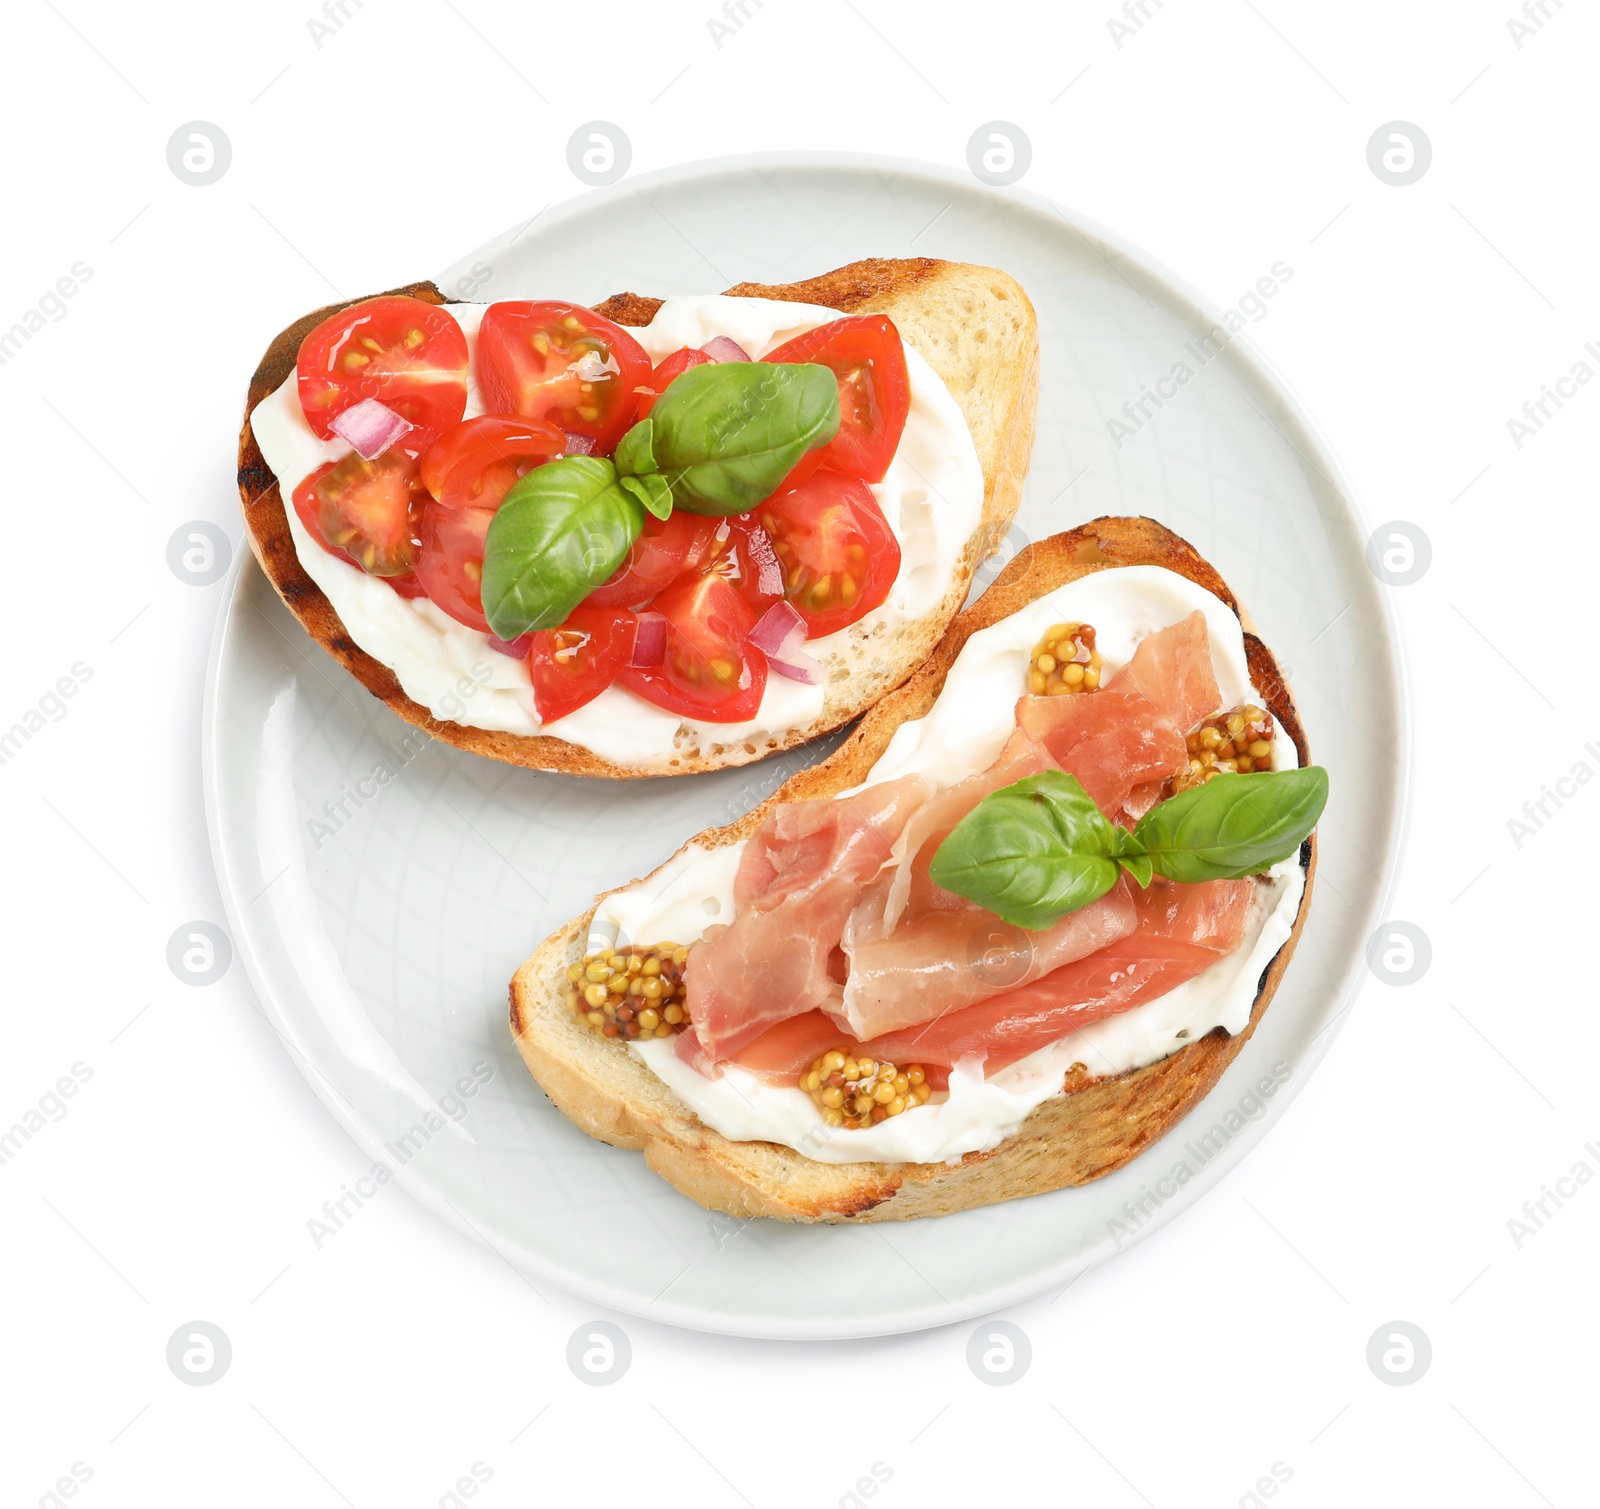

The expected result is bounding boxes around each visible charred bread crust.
[509,517,1316,1222]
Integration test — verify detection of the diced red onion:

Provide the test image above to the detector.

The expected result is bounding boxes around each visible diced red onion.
[486,632,532,658]
[749,600,805,654]
[330,398,413,459]
[767,653,822,685]
[749,600,821,684]
[562,431,597,456]
[703,335,751,363]
[630,611,667,668]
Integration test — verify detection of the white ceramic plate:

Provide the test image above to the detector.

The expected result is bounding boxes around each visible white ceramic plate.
[205,153,1406,1339]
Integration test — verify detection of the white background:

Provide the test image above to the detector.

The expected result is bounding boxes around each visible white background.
[3,1,1595,1505]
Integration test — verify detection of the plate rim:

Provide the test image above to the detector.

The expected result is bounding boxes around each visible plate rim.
[206,149,1412,1340]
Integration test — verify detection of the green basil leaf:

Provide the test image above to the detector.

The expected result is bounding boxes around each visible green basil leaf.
[1132,767,1328,883]
[620,472,673,521]
[646,361,840,516]
[927,770,1124,931]
[480,457,644,639]
[614,417,656,478]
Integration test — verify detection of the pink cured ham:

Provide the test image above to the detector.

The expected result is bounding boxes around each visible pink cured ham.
[722,876,1256,1084]
[1014,688,1186,817]
[853,727,1057,945]
[683,773,933,1060]
[1107,609,1222,734]
[870,876,1254,1074]
[836,881,1138,1041]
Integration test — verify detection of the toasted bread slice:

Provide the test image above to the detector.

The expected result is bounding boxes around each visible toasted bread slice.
[236,258,1038,777]
[508,517,1316,1223]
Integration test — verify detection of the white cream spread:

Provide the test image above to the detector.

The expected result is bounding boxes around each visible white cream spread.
[249,296,984,757]
[590,566,1308,1165]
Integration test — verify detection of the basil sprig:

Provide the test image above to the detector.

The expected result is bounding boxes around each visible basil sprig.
[925,772,1134,930]
[614,361,840,517]
[478,362,839,637]
[929,766,1327,931]
[480,456,644,640]
[1132,766,1328,883]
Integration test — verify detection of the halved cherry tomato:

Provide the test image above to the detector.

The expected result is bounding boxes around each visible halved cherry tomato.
[586,509,716,609]
[702,514,784,615]
[634,346,714,418]
[526,604,638,724]
[387,573,429,600]
[412,503,496,631]
[764,314,910,483]
[617,572,767,722]
[475,302,652,454]
[419,416,565,510]
[296,295,469,445]
[757,469,901,636]
[291,450,426,577]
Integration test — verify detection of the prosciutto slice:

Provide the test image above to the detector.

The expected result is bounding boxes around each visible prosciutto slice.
[1014,688,1186,816]
[836,881,1138,1040]
[1107,609,1222,733]
[682,773,932,1059]
[854,727,1056,945]
[723,876,1256,1084]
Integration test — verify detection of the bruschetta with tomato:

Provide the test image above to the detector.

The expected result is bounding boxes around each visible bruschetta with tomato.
[237,259,1038,776]
[509,518,1323,1222]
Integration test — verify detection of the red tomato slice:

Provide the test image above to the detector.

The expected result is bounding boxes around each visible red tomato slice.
[702,514,784,615]
[764,314,910,483]
[475,301,652,454]
[527,604,638,724]
[387,573,428,600]
[617,572,767,722]
[291,450,426,577]
[296,295,469,445]
[419,416,565,510]
[586,509,716,609]
[412,503,497,631]
[635,346,714,418]
[757,469,901,636]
